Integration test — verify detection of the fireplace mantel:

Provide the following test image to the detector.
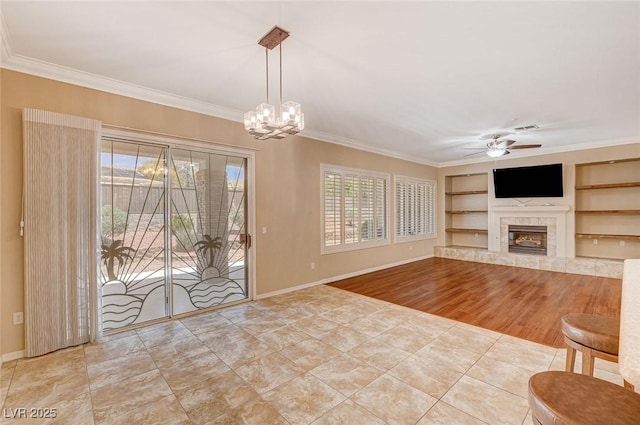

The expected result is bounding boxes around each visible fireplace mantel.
[490,205,571,214]
[488,205,571,256]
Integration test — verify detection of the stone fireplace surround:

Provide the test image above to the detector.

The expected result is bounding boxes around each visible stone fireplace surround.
[435,205,624,278]
[490,205,568,257]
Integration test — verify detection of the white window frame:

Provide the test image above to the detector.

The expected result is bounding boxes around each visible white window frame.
[321,164,390,254]
[394,175,437,242]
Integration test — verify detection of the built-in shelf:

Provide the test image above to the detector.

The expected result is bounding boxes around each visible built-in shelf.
[445,173,489,249]
[446,228,488,234]
[575,182,640,190]
[445,210,488,214]
[575,210,640,214]
[574,159,640,261]
[575,233,640,241]
[444,190,488,196]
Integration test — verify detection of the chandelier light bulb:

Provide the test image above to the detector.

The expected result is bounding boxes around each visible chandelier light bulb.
[244,111,257,130]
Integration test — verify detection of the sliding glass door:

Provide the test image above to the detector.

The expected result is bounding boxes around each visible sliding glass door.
[100,139,249,332]
[100,140,169,331]
[170,148,248,315]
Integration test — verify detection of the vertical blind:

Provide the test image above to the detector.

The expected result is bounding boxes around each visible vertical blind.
[23,109,101,357]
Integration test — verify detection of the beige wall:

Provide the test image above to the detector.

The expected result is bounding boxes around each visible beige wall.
[437,144,640,254]
[0,70,438,356]
[255,137,438,294]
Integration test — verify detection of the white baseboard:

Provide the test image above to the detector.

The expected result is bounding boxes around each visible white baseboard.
[254,279,324,299]
[2,350,25,362]
[255,254,433,300]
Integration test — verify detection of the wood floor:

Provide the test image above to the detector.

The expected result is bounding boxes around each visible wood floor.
[329,257,622,348]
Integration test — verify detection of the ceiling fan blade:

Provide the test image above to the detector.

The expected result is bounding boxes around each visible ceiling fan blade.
[464,151,485,157]
[462,148,487,150]
[508,144,542,150]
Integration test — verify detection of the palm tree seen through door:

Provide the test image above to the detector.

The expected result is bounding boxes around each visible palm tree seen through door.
[170,149,248,314]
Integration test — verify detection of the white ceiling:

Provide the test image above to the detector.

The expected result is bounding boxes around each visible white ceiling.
[1,1,639,166]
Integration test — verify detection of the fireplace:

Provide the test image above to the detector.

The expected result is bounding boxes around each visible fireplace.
[509,225,547,255]
[489,205,569,257]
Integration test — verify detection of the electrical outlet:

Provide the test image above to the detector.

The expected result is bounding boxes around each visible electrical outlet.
[593,239,598,245]
[311,262,316,270]
[13,312,24,325]
[620,240,626,247]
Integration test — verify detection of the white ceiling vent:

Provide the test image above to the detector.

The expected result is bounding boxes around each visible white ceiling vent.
[514,124,539,131]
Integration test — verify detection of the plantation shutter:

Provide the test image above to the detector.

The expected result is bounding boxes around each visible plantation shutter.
[322,165,389,252]
[395,176,436,240]
[323,171,342,247]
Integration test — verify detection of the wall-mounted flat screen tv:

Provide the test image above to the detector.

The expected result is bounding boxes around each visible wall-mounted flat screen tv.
[493,163,564,198]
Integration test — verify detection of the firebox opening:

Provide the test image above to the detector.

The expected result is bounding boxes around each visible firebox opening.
[508,225,547,255]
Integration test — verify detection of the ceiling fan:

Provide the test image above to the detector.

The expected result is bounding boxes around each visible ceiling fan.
[465,133,542,158]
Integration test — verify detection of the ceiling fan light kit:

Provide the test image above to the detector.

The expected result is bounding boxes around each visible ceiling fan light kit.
[487,147,508,158]
[244,26,304,141]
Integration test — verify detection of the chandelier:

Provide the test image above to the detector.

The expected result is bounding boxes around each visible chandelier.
[244,26,304,140]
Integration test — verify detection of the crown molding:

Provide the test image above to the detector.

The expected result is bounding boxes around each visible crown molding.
[1,56,439,167]
[3,43,636,170]
[301,129,440,167]
[1,46,439,167]
[2,53,245,123]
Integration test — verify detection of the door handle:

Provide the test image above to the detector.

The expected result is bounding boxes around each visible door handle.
[240,233,252,249]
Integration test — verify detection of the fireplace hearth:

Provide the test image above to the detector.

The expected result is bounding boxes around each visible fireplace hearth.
[509,225,547,255]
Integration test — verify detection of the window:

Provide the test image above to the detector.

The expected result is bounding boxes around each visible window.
[322,164,389,253]
[395,175,436,241]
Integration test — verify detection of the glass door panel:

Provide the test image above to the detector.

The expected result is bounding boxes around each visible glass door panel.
[170,149,248,315]
[100,140,169,331]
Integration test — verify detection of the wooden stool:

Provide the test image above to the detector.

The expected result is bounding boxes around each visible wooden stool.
[528,371,640,425]
[561,313,619,376]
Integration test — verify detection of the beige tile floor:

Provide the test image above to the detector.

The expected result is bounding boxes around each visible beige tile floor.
[0,285,624,425]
